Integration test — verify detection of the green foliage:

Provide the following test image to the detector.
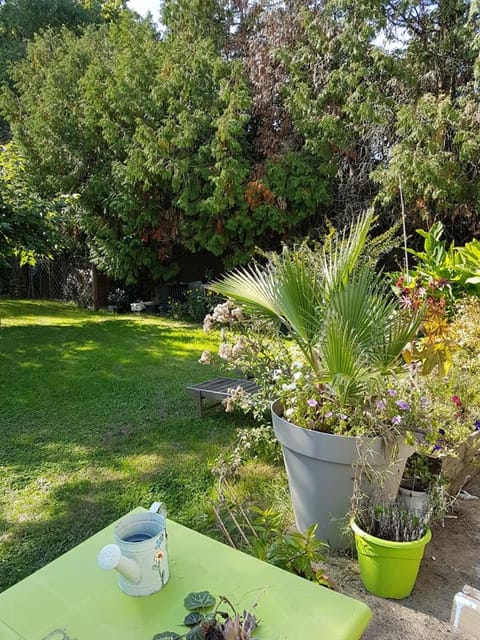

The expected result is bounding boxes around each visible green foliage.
[400,221,480,304]
[3,14,256,281]
[283,0,397,222]
[211,477,332,588]
[211,424,282,479]
[373,92,480,231]
[168,289,224,324]
[408,222,460,286]
[0,142,73,265]
[184,591,216,611]
[403,453,441,491]
[156,591,259,640]
[210,212,422,408]
[184,612,204,626]
[0,0,102,87]
[161,0,227,46]
[371,1,480,235]
[0,299,258,592]
[3,0,480,283]
[265,523,330,586]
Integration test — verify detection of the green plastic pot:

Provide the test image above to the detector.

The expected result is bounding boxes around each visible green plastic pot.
[351,520,432,599]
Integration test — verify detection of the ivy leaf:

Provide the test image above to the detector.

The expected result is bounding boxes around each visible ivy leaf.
[152,633,182,640]
[186,624,206,640]
[184,612,204,627]
[184,591,216,610]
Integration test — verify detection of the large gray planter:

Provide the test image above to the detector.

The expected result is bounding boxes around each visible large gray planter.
[271,400,415,550]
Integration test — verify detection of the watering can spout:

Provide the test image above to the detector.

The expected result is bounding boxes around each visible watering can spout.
[98,544,142,585]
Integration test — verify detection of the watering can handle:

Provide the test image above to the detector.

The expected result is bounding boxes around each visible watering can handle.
[149,501,167,517]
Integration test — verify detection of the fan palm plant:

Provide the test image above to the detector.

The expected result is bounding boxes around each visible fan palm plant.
[210,211,422,410]
[209,212,423,548]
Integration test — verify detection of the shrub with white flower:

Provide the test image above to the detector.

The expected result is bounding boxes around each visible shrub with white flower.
[199,296,480,445]
[200,303,431,436]
[199,301,295,420]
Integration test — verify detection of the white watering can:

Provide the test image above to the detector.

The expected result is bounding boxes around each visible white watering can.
[98,502,169,596]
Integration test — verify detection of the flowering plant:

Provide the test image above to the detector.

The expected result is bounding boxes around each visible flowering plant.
[409,297,480,458]
[201,300,429,438]
[201,295,480,453]
[415,381,480,458]
[394,273,456,377]
[276,362,430,438]
[201,212,423,438]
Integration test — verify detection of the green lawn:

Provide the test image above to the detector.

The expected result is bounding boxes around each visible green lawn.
[0,299,257,592]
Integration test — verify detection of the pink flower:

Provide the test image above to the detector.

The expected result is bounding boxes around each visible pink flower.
[451,395,462,408]
[307,398,318,408]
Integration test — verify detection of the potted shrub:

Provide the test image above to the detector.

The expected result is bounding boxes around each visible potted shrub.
[351,497,432,599]
[107,288,129,313]
[398,452,449,516]
[208,212,423,549]
[394,256,480,494]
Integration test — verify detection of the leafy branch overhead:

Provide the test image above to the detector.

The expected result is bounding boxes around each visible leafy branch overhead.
[2,0,480,282]
[153,590,259,640]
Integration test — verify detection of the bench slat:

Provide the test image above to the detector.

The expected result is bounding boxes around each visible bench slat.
[186,376,259,417]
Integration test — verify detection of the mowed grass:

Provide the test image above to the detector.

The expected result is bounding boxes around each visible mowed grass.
[0,299,256,592]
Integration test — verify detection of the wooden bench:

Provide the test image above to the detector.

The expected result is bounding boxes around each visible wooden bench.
[186,376,259,417]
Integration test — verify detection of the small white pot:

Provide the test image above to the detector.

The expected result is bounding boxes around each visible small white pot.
[399,486,428,516]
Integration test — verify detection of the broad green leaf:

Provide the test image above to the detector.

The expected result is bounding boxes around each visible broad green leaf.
[184,612,204,627]
[186,624,206,640]
[184,591,216,610]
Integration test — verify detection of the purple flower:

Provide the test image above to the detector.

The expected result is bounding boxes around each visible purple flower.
[420,396,430,409]
[325,411,333,418]
[433,428,446,453]
[387,389,397,397]
[391,415,402,426]
[376,400,387,411]
[474,419,480,431]
[396,400,410,411]
[340,414,348,421]
[307,398,318,408]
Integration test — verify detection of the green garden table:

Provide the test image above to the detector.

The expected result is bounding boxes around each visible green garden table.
[0,509,371,640]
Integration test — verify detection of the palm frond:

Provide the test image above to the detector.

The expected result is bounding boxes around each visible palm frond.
[317,320,371,403]
[210,248,325,368]
[210,262,280,318]
[319,210,375,295]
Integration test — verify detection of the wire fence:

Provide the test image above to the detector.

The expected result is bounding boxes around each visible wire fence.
[26,255,93,308]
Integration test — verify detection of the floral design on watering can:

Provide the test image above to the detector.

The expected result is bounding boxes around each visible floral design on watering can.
[98,502,170,596]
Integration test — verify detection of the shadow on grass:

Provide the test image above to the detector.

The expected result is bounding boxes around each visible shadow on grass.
[0,301,258,592]
[0,462,219,592]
